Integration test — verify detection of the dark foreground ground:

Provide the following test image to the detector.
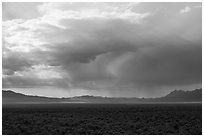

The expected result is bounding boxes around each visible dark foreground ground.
[2,103,202,135]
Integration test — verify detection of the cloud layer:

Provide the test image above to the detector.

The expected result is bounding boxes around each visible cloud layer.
[2,2,202,97]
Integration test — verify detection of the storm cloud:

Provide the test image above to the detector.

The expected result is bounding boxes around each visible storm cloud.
[2,2,202,97]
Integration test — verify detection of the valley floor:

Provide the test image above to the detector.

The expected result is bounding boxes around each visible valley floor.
[2,103,202,135]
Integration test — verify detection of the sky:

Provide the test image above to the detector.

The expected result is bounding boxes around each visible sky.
[2,2,202,98]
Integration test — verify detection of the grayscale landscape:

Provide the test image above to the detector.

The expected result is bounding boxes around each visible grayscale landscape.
[2,2,202,135]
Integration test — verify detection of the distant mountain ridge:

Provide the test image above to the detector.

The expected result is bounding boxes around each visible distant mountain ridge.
[2,89,202,104]
[157,89,202,102]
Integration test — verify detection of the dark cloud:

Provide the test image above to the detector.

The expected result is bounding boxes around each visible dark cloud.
[67,52,119,82]
[2,2,202,97]
[116,40,202,87]
[3,52,33,75]
[54,36,202,97]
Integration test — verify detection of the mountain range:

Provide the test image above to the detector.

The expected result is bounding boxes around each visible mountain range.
[2,89,202,104]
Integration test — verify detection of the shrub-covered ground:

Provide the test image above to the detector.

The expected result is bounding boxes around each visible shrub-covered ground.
[2,103,202,135]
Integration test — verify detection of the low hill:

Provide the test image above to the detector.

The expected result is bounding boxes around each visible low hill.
[158,89,202,102]
[2,89,202,104]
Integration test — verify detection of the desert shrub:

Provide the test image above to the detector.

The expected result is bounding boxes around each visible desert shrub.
[2,104,202,135]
